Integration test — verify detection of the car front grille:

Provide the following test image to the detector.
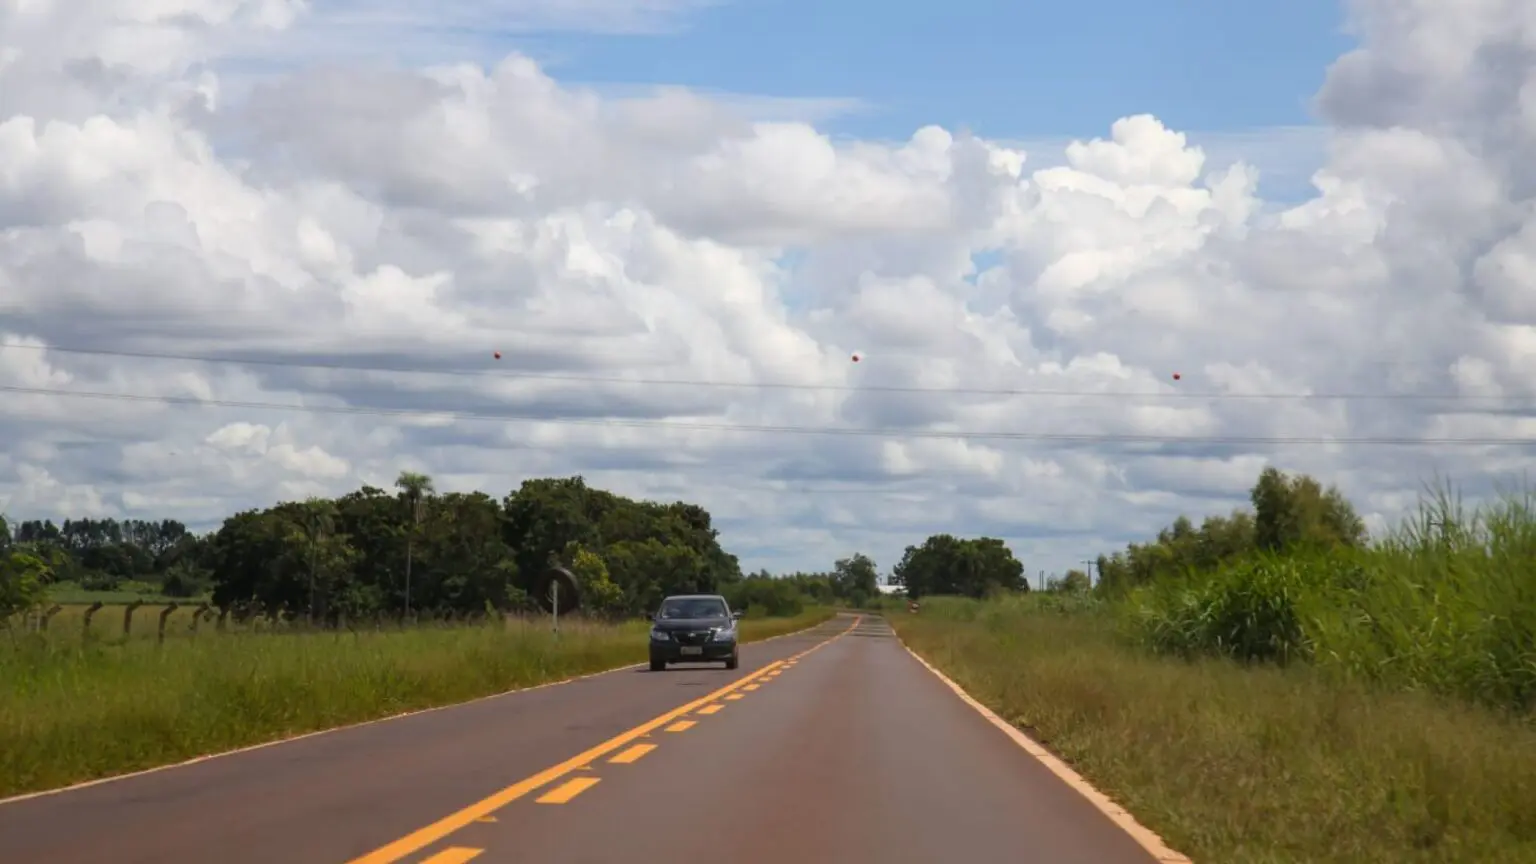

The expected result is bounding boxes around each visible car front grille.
[674,630,709,646]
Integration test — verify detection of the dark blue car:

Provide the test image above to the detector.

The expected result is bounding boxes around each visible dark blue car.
[648,594,743,671]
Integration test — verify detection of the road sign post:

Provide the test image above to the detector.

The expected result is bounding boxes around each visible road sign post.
[549,580,560,637]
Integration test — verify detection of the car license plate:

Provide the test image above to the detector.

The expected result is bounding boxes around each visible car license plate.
[680,646,703,656]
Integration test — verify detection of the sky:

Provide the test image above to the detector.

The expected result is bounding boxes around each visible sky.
[538,0,1351,136]
[3,0,1536,580]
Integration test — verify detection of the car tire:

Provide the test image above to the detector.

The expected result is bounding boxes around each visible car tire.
[724,653,739,670]
[650,658,666,672]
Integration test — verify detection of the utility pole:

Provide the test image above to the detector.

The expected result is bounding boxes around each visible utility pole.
[1082,559,1096,587]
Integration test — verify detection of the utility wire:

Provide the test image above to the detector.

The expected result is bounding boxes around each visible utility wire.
[2,383,1531,447]
[0,340,1524,403]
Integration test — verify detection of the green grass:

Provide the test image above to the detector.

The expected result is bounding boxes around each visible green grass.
[0,607,833,798]
[892,596,1536,864]
[1122,488,1536,713]
[45,580,206,605]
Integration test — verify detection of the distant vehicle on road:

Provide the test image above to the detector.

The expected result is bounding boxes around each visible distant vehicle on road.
[649,594,742,671]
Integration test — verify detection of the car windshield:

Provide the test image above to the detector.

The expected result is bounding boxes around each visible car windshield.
[657,597,727,619]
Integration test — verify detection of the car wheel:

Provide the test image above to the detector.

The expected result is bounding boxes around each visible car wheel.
[724,653,739,670]
[650,658,666,672]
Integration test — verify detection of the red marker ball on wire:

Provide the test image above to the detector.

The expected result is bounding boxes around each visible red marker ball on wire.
[493,351,502,360]
[851,353,861,363]
[1171,372,1181,381]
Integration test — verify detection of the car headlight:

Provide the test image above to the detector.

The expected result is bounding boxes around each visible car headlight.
[650,628,671,642]
[710,626,736,643]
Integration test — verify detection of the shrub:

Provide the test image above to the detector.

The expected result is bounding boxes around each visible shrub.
[1122,488,1536,713]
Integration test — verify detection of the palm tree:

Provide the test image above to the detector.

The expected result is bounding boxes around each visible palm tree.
[395,471,435,619]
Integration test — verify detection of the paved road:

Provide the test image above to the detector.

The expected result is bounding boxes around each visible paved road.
[0,614,1160,864]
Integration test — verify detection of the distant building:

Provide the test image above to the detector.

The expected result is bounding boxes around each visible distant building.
[877,581,906,596]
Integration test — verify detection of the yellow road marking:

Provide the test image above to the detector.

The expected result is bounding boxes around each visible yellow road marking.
[344,659,792,863]
[0,617,846,812]
[347,614,866,854]
[346,616,860,864]
[724,693,744,701]
[473,816,496,823]
[696,704,724,715]
[743,684,760,691]
[420,849,482,864]
[665,720,696,732]
[535,777,600,804]
[609,744,656,764]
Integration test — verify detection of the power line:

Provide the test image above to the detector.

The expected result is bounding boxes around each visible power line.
[2,383,1532,447]
[0,340,1523,403]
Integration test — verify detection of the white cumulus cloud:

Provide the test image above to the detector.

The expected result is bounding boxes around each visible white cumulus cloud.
[2,0,1535,576]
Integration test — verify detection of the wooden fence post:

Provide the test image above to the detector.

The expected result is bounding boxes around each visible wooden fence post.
[83,601,104,636]
[157,603,179,645]
[122,600,144,637]
[190,603,211,634]
[39,604,62,632]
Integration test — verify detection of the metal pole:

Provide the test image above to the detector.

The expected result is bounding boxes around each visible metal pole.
[550,580,560,636]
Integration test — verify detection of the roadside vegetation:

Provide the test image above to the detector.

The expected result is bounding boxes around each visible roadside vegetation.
[0,474,869,798]
[891,467,1536,864]
[0,607,830,799]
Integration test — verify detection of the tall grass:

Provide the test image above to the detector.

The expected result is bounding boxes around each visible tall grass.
[893,596,1536,863]
[0,608,832,798]
[1123,487,1536,713]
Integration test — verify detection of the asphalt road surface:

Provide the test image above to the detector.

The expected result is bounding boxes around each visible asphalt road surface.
[0,614,1162,864]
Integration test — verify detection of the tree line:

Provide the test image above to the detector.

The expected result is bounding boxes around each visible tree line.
[0,473,1033,624]
[1090,466,1368,595]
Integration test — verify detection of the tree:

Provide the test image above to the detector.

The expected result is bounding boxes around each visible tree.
[396,471,435,619]
[722,571,807,617]
[1252,466,1366,553]
[603,537,709,614]
[293,498,339,625]
[503,477,602,598]
[0,549,48,620]
[414,492,521,615]
[832,553,879,604]
[1093,465,1370,597]
[206,508,291,617]
[1051,569,1091,594]
[893,534,1026,599]
[55,473,744,624]
[564,542,625,616]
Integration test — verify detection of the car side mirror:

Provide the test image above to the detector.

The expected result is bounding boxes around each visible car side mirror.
[731,610,744,620]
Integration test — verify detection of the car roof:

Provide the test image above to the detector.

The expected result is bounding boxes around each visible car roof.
[662,594,727,601]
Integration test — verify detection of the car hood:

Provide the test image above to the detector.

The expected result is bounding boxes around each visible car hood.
[652,617,730,631]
